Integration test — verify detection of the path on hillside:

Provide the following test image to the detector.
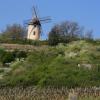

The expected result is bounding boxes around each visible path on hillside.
[0,43,48,51]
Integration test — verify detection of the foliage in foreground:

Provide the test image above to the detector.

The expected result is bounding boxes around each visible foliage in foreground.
[0,40,100,88]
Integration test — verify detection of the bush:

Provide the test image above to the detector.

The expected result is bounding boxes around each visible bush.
[0,48,27,66]
[0,48,5,59]
[13,50,27,59]
[1,52,15,64]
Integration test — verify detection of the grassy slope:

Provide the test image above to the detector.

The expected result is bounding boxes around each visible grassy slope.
[1,40,100,87]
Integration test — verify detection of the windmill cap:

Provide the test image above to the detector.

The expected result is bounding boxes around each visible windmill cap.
[28,18,41,26]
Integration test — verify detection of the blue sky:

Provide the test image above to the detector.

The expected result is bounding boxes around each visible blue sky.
[0,0,100,39]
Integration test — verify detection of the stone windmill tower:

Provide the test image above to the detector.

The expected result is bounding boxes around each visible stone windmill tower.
[26,6,51,40]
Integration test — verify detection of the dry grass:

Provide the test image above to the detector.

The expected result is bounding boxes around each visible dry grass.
[0,86,100,100]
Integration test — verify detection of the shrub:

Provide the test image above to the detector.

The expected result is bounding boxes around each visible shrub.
[1,52,15,64]
[13,50,27,59]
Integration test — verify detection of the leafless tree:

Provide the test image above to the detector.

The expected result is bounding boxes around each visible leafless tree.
[84,30,93,40]
[48,21,82,45]
[2,24,26,40]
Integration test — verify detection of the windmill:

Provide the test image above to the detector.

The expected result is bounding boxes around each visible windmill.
[25,5,51,40]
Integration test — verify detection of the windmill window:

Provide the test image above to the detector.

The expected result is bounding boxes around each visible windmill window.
[33,31,36,35]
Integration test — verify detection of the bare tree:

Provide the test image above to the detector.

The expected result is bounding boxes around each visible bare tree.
[48,21,82,45]
[2,24,26,40]
[48,25,61,45]
[84,30,93,40]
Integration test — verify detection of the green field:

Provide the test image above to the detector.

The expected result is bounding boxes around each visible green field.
[0,40,100,88]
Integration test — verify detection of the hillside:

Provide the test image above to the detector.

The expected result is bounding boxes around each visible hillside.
[0,40,100,88]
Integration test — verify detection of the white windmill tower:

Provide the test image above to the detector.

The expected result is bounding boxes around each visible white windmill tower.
[25,6,51,40]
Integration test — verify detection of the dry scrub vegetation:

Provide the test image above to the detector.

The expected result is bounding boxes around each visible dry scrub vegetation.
[0,86,100,100]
